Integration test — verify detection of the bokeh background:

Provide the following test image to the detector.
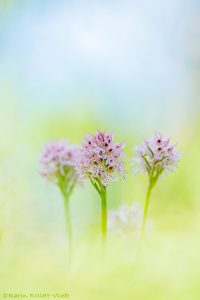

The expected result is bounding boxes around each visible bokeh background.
[0,0,200,299]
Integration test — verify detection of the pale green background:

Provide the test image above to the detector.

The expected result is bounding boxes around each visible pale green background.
[0,1,200,299]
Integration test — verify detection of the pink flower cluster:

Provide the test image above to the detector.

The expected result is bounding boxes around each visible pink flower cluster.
[39,140,78,182]
[78,131,126,186]
[133,133,180,175]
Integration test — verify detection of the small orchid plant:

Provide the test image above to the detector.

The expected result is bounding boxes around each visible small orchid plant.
[108,203,144,237]
[39,140,79,256]
[77,131,126,244]
[133,133,180,237]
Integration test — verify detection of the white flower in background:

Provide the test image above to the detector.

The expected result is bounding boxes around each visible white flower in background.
[108,203,152,237]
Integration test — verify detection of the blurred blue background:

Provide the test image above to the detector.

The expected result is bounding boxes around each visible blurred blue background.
[0,0,199,132]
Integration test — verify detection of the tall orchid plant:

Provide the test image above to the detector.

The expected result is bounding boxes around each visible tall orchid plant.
[39,140,79,257]
[77,131,126,244]
[133,133,180,237]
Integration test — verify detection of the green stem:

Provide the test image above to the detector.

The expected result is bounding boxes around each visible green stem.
[89,178,107,246]
[100,187,107,245]
[136,170,162,255]
[136,182,153,254]
[63,194,72,257]
[141,182,153,236]
[58,183,73,262]
[141,168,162,236]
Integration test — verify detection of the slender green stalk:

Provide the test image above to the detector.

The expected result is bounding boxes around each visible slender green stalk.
[63,193,72,259]
[89,176,107,245]
[137,181,153,253]
[100,187,107,245]
[58,178,75,263]
[139,169,161,247]
[141,182,153,236]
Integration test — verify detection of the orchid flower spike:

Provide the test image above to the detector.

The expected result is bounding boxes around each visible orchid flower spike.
[78,130,126,186]
[133,132,180,186]
[39,140,79,194]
